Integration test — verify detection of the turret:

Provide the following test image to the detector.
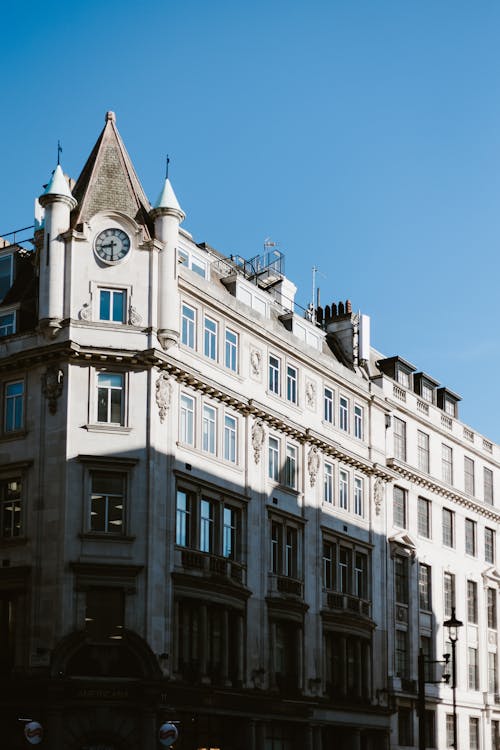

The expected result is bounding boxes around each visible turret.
[150,178,185,349]
[38,164,77,334]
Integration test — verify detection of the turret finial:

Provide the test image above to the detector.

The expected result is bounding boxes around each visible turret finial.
[57,140,62,166]
[165,154,170,180]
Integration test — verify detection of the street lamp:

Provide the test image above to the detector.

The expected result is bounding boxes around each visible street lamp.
[443,608,463,749]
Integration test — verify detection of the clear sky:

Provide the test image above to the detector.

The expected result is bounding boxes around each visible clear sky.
[2,0,500,441]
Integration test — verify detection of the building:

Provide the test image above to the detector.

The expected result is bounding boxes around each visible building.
[0,112,498,750]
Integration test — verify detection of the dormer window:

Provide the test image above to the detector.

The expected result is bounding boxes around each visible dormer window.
[396,367,411,389]
[436,387,461,419]
[421,382,434,403]
[0,254,13,302]
[413,373,439,404]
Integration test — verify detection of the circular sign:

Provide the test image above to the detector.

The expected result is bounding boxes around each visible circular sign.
[158,722,178,747]
[24,721,43,745]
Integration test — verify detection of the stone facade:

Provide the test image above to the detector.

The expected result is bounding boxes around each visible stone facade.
[0,113,499,750]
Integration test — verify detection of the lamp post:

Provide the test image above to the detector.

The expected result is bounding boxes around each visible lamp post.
[443,608,463,749]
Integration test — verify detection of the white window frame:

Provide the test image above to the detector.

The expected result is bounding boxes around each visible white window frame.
[268,436,280,481]
[286,365,298,405]
[285,443,297,489]
[181,303,196,349]
[203,315,218,361]
[224,328,238,372]
[202,403,216,455]
[417,430,430,473]
[96,372,125,425]
[269,354,281,395]
[180,393,195,446]
[324,387,334,424]
[464,456,475,496]
[354,404,363,439]
[339,396,349,432]
[0,309,16,336]
[354,475,363,516]
[393,417,407,461]
[224,413,237,463]
[4,379,24,433]
[442,444,453,485]
[98,287,127,323]
[339,469,349,510]
[324,462,334,504]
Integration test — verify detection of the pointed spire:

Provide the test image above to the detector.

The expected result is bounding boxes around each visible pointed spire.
[153,177,184,216]
[42,164,74,200]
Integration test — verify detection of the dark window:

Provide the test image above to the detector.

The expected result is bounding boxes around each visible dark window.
[85,589,124,640]
[90,472,125,534]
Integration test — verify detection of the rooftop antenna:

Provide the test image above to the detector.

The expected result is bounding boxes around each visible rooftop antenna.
[57,140,62,166]
[310,265,326,324]
[165,154,170,180]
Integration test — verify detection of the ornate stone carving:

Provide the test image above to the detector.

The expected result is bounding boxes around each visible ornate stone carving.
[129,305,142,326]
[374,478,385,516]
[41,366,64,414]
[305,379,316,410]
[250,349,262,377]
[79,301,91,321]
[155,374,172,423]
[307,447,320,487]
[252,420,266,464]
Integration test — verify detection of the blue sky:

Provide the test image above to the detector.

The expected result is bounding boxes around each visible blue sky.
[2,0,500,441]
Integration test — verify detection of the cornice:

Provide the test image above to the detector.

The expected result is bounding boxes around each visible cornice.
[387,457,500,521]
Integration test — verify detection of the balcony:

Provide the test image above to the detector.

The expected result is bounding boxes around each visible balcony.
[268,573,304,598]
[177,548,246,585]
[324,591,371,618]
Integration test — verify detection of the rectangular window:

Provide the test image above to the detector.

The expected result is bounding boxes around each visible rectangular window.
[468,647,479,690]
[444,572,455,618]
[354,404,363,439]
[0,477,21,538]
[324,387,334,423]
[199,498,214,552]
[269,355,280,395]
[99,288,126,323]
[446,714,455,748]
[97,373,124,424]
[485,527,496,564]
[223,414,237,463]
[493,721,500,750]
[417,430,430,473]
[398,708,413,746]
[442,508,454,548]
[4,380,24,432]
[180,393,194,445]
[469,717,479,750]
[202,405,216,454]
[85,588,124,641]
[324,462,334,504]
[0,254,13,301]
[285,444,297,489]
[322,541,335,589]
[418,563,431,610]
[395,556,409,604]
[90,472,125,534]
[465,518,476,556]
[395,630,408,677]
[442,444,453,484]
[418,497,431,538]
[393,417,406,461]
[203,316,217,360]
[488,588,497,629]
[393,486,406,529]
[286,365,298,404]
[224,329,238,371]
[268,436,280,481]
[467,580,478,624]
[339,547,352,593]
[339,396,349,432]
[484,467,494,505]
[465,456,475,495]
[489,652,498,695]
[176,487,242,560]
[0,311,15,336]
[339,470,348,510]
[222,505,238,559]
[354,476,363,516]
[424,711,436,749]
[354,551,368,599]
[176,489,191,546]
[421,381,434,403]
[271,519,299,579]
[181,304,196,349]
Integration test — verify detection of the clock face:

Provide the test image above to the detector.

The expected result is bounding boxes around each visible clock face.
[95,228,131,263]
